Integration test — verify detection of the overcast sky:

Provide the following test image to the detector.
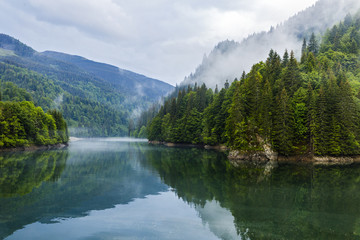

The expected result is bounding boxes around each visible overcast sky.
[0,0,318,85]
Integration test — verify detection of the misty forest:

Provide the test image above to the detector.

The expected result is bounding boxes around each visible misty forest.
[4,1,360,239]
[141,13,360,156]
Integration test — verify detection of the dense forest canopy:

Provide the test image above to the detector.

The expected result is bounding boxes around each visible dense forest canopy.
[143,13,360,156]
[0,101,68,148]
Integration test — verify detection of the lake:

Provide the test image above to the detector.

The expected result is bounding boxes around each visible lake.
[1,138,360,240]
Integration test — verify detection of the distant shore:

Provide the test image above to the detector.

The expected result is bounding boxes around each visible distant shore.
[0,143,68,153]
[148,140,228,150]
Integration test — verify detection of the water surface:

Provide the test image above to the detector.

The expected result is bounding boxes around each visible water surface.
[1,138,360,239]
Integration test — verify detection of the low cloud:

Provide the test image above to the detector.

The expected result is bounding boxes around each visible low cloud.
[182,0,360,89]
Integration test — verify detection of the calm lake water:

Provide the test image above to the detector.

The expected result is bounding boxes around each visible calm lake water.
[1,138,360,240]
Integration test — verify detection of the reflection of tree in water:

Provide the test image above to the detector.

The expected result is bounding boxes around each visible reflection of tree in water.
[140,145,360,240]
[0,150,68,197]
[0,150,68,239]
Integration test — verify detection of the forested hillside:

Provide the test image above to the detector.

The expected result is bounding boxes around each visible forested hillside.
[0,34,173,137]
[42,51,173,101]
[145,13,360,156]
[0,62,128,136]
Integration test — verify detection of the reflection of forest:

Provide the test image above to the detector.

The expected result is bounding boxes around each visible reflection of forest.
[0,142,167,240]
[0,150,68,197]
[140,145,360,240]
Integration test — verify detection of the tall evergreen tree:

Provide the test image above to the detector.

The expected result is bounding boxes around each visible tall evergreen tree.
[301,38,307,55]
[272,88,294,155]
[282,51,301,95]
[308,33,319,55]
[282,49,289,68]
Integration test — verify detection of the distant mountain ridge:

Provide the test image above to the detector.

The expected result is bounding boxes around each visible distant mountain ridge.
[0,33,174,136]
[182,0,360,89]
[41,51,173,100]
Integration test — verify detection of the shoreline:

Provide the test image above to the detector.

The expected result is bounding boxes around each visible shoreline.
[228,150,360,166]
[0,143,68,153]
[148,140,228,150]
[149,141,360,165]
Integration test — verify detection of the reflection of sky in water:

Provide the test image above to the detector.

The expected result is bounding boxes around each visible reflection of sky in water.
[197,201,239,240]
[7,191,219,240]
[67,138,148,156]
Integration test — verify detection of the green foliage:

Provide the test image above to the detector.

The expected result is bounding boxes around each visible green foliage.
[0,82,32,102]
[61,94,127,137]
[0,62,128,137]
[0,63,61,111]
[146,82,232,145]
[0,101,68,148]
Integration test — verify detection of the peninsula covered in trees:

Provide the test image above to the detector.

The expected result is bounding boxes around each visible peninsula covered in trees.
[142,13,360,157]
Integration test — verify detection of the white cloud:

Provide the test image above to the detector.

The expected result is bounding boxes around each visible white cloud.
[0,0,318,85]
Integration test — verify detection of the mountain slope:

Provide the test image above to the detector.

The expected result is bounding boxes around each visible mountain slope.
[182,0,360,89]
[41,51,173,100]
[0,34,173,137]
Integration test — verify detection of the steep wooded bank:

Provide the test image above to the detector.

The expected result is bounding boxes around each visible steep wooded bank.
[144,13,360,158]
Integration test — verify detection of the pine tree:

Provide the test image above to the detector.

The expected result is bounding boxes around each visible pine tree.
[203,88,225,145]
[265,50,282,85]
[282,49,289,68]
[292,87,309,152]
[241,71,246,81]
[272,88,294,155]
[225,82,243,148]
[350,39,358,54]
[301,38,307,55]
[258,79,273,138]
[224,80,230,89]
[282,51,301,95]
[308,33,319,55]
[305,52,316,72]
[306,82,316,153]
[337,78,360,154]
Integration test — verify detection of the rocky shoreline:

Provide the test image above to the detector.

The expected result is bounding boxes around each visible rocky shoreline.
[228,149,360,166]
